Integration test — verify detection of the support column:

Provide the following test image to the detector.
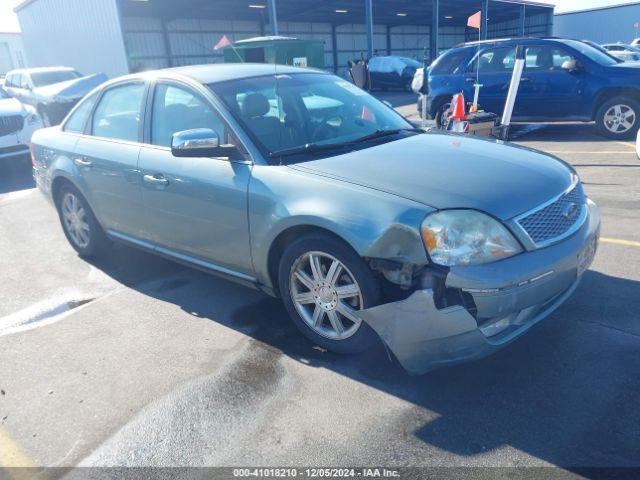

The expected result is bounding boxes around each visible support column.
[519,4,526,36]
[386,25,392,55]
[430,0,439,62]
[365,0,374,59]
[332,24,339,73]
[481,0,489,40]
[268,0,278,36]
[161,18,173,67]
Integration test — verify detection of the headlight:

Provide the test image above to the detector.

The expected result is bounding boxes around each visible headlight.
[421,210,522,266]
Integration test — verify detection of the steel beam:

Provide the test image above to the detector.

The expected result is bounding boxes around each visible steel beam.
[430,0,439,62]
[481,0,489,40]
[332,24,339,73]
[365,0,374,59]
[268,0,278,36]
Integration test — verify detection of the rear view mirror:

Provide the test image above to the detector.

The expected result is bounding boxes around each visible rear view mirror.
[171,128,239,158]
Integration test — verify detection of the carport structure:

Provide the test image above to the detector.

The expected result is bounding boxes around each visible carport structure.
[16,0,553,78]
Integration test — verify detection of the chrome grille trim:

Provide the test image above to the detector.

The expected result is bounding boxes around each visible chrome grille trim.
[514,177,587,249]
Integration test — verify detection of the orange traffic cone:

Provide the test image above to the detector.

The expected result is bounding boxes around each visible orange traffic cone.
[450,93,466,121]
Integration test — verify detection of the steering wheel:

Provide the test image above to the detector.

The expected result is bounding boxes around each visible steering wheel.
[310,116,344,142]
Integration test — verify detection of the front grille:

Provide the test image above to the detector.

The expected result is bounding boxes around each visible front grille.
[517,182,586,247]
[0,115,24,137]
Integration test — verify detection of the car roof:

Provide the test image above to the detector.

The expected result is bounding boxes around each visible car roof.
[455,37,580,49]
[159,63,325,84]
[6,66,77,76]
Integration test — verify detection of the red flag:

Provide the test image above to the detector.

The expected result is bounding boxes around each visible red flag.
[467,11,481,29]
[214,35,231,50]
[361,105,375,122]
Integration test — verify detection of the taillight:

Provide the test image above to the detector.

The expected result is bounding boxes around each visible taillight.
[29,143,36,167]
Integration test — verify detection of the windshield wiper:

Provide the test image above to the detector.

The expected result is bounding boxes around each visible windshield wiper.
[268,128,424,159]
[347,127,424,145]
[269,141,348,158]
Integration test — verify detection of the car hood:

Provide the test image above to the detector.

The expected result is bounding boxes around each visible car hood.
[290,132,574,221]
[605,62,640,73]
[34,73,108,101]
[0,97,25,116]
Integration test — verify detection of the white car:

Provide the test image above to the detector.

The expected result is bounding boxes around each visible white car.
[0,87,43,160]
[601,43,640,62]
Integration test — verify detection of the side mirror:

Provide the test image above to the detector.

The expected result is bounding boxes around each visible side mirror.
[171,128,239,158]
[561,59,582,73]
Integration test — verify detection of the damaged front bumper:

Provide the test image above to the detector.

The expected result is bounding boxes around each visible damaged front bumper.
[359,199,601,375]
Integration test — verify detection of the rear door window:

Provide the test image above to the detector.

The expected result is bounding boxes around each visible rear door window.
[92,83,145,142]
[468,47,516,73]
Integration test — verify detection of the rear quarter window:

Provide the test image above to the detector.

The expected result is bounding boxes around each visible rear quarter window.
[64,92,98,133]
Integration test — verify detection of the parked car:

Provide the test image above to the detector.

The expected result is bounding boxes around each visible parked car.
[601,43,640,62]
[0,86,43,160]
[31,65,600,374]
[426,38,640,139]
[3,67,107,126]
[368,56,422,91]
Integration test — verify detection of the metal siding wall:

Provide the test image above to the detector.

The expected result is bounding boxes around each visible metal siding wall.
[16,0,128,78]
[487,12,551,39]
[0,33,27,75]
[554,4,640,44]
[122,17,262,70]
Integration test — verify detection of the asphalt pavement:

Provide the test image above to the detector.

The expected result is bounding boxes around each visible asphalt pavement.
[1,98,639,475]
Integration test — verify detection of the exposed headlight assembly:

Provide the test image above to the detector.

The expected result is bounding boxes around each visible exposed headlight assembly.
[421,210,522,266]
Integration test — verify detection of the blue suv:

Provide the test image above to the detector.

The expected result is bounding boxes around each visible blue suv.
[425,38,640,139]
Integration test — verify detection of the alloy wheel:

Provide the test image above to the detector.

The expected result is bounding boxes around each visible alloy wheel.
[603,104,636,134]
[61,192,90,248]
[289,251,364,340]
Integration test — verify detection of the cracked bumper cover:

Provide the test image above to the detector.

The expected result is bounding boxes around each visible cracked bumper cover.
[359,199,601,375]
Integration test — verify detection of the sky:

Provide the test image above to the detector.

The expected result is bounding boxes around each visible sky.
[0,0,638,33]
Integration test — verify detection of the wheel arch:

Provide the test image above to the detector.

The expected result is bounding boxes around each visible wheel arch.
[592,88,640,120]
[266,224,361,298]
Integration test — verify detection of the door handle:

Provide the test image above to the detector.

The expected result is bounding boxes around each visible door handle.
[143,174,169,186]
[465,77,476,82]
[520,76,532,83]
[74,157,92,168]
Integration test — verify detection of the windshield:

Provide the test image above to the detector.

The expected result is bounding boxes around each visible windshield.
[208,73,412,160]
[0,87,10,99]
[561,39,620,66]
[31,70,82,87]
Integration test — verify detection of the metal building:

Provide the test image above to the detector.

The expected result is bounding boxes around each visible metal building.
[0,32,28,76]
[554,2,640,44]
[14,0,554,79]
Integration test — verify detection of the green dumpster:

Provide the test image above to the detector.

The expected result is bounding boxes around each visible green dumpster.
[223,36,325,69]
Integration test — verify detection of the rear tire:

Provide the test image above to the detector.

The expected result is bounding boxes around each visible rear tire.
[56,183,110,258]
[595,96,640,139]
[278,233,382,354]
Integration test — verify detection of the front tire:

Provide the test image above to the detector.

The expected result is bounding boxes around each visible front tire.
[56,184,109,258]
[278,233,382,354]
[434,101,453,129]
[595,96,640,139]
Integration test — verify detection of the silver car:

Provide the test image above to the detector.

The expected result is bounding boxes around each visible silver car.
[31,65,600,374]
